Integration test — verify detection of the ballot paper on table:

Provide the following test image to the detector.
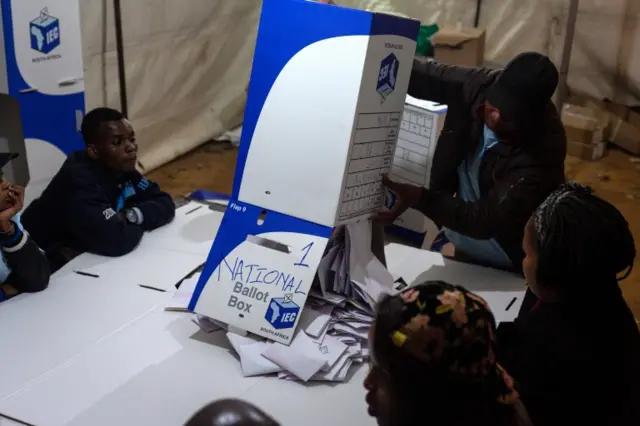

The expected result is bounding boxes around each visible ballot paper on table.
[297,304,334,338]
[262,330,349,381]
[227,332,282,377]
[165,273,202,312]
[262,332,327,381]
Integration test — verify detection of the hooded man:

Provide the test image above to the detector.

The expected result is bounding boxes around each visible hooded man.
[380,52,567,273]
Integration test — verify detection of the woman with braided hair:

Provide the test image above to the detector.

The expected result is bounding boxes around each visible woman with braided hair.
[497,182,640,426]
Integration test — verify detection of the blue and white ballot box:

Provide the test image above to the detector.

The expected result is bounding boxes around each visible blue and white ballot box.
[189,0,419,344]
[0,1,86,205]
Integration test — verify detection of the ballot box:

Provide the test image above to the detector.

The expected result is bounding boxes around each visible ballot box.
[387,96,447,246]
[232,0,420,228]
[190,0,419,344]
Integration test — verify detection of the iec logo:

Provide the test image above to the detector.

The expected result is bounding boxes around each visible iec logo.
[30,8,60,55]
[376,53,399,101]
[265,295,300,330]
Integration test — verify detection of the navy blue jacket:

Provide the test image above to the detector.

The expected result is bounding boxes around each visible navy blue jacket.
[22,151,175,258]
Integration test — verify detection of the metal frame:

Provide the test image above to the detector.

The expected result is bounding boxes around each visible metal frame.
[114,0,128,117]
[554,0,579,111]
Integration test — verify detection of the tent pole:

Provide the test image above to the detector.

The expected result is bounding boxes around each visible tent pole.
[555,0,579,112]
[114,0,128,117]
[474,0,483,28]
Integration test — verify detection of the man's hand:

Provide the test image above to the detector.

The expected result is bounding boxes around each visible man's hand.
[0,185,24,234]
[375,175,423,223]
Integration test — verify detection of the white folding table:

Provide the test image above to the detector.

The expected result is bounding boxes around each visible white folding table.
[0,224,526,426]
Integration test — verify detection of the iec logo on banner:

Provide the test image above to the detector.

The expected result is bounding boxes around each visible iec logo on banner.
[265,295,300,330]
[30,8,60,55]
[376,53,399,101]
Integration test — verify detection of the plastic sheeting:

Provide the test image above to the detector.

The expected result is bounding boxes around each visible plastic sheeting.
[79,0,640,172]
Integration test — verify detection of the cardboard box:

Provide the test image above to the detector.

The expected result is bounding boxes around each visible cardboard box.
[189,0,420,344]
[567,140,606,161]
[431,27,485,67]
[387,96,446,243]
[609,117,640,155]
[232,1,419,227]
[561,103,608,145]
[628,107,640,129]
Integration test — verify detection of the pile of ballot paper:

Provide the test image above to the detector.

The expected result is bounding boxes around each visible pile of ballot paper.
[168,222,399,383]
[225,289,372,382]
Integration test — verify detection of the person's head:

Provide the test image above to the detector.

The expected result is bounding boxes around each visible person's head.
[0,153,19,211]
[484,52,558,138]
[185,399,279,426]
[523,182,635,301]
[364,281,519,426]
[81,107,137,175]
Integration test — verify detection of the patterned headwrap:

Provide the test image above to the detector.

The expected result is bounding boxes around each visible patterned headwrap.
[387,281,519,404]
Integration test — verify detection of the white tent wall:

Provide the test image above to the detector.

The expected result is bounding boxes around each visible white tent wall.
[80,0,261,172]
[78,0,640,173]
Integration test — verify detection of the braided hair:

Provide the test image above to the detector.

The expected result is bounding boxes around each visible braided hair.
[532,182,635,290]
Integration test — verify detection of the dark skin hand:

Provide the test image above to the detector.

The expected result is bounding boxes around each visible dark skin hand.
[375,100,519,224]
[0,183,25,235]
[375,174,422,224]
[0,183,25,298]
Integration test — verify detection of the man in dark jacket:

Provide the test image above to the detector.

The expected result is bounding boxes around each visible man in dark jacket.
[22,108,175,267]
[379,52,567,272]
[0,153,50,301]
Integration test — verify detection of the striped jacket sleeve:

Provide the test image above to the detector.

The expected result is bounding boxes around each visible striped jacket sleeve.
[1,221,50,293]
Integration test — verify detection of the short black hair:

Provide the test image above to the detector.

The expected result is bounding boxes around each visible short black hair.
[81,107,124,145]
[533,182,635,290]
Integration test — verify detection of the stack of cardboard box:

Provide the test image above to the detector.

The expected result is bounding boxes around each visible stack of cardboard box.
[561,103,609,161]
[431,26,485,67]
[562,97,640,160]
[606,104,640,156]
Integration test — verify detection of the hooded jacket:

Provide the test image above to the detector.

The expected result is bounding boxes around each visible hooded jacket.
[409,60,567,270]
[22,151,175,260]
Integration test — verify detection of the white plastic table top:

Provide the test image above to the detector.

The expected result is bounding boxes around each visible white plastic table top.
[1,307,374,426]
[0,273,170,401]
[385,242,526,291]
[385,243,527,322]
[0,241,525,426]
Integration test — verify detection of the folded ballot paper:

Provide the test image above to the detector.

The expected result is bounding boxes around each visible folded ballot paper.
[220,221,399,383]
[170,220,399,382]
